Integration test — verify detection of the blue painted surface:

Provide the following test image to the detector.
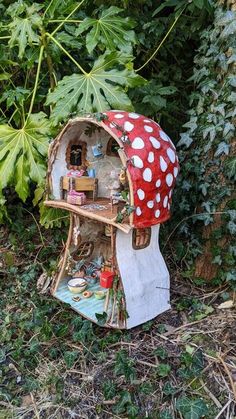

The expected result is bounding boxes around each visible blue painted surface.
[55,278,111,323]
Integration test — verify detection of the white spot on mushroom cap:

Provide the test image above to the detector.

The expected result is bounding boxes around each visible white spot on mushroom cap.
[156,193,161,203]
[168,203,170,210]
[174,166,179,178]
[144,119,152,123]
[169,190,173,199]
[149,136,160,149]
[129,112,139,119]
[137,188,145,200]
[143,168,152,182]
[156,179,161,187]
[166,173,173,187]
[148,151,154,163]
[132,137,144,150]
[114,113,124,119]
[163,196,168,208]
[124,121,134,132]
[155,209,160,218]
[144,125,153,133]
[166,148,176,163]
[136,206,142,216]
[132,155,143,169]
[159,130,170,142]
[147,200,154,208]
[160,156,168,172]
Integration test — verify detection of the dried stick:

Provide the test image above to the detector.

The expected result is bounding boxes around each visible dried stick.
[218,354,236,401]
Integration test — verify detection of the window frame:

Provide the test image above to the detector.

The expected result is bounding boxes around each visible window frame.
[106,137,119,157]
[132,228,151,250]
[66,140,87,170]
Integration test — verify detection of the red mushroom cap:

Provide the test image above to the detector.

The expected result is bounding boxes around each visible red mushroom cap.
[103,110,179,228]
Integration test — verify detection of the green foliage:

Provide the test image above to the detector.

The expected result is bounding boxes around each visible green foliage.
[7,2,43,58]
[176,397,209,419]
[172,5,236,286]
[76,6,136,53]
[114,349,136,382]
[46,52,145,124]
[0,113,52,201]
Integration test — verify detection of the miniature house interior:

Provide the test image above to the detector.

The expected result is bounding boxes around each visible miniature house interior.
[45,111,179,329]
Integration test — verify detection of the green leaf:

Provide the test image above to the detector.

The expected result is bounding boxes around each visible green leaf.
[0,113,51,201]
[176,397,208,419]
[46,52,146,124]
[63,350,79,368]
[224,157,236,180]
[159,410,173,419]
[95,311,107,326]
[76,6,136,54]
[7,3,42,58]
[39,204,69,228]
[157,363,171,377]
[0,87,30,109]
[0,73,11,81]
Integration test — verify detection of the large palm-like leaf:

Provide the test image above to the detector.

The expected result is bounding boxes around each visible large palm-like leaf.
[7,3,42,58]
[0,113,51,201]
[76,6,136,53]
[46,52,146,124]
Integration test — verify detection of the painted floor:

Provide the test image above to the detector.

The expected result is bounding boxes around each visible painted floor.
[54,278,112,323]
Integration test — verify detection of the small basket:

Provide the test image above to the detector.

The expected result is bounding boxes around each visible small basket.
[67,190,86,205]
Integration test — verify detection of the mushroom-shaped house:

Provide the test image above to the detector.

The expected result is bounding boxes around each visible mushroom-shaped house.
[45,111,179,329]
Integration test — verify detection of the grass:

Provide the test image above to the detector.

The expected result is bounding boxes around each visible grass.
[0,210,236,418]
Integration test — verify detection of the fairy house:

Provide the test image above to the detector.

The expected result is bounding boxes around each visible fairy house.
[45,110,179,329]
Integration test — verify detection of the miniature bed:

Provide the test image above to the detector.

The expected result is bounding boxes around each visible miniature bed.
[45,110,179,329]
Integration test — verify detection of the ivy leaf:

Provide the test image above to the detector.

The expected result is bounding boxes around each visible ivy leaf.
[224,157,236,180]
[95,311,107,326]
[0,113,51,201]
[177,133,193,148]
[46,52,146,124]
[7,3,42,58]
[76,6,136,54]
[176,397,208,419]
[214,141,229,157]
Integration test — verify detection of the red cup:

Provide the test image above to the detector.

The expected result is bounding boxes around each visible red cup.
[100,271,114,288]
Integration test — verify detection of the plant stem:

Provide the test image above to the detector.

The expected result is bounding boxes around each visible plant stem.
[8,108,19,126]
[26,45,45,123]
[0,36,11,40]
[46,32,87,75]
[51,0,86,36]
[41,30,56,90]
[136,7,186,73]
[43,0,54,18]
[48,19,83,23]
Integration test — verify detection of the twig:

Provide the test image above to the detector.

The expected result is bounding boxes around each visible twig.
[218,354,236,401]
[199,379,222,408]
[214,400,233,419]
[30,393,40,419]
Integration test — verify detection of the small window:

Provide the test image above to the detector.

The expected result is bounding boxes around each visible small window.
[132,228,151,250]
[66,140,87,170]
[74,241,94,260]
[106,138,119,157]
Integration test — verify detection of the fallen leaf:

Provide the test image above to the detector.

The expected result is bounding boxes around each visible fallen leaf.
[218,300,234,309]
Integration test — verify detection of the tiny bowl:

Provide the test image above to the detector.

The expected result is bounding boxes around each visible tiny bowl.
[94,291,106,300]
[68,278,87,293]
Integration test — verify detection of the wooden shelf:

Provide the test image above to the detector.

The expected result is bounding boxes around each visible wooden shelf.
[44,199,132,234]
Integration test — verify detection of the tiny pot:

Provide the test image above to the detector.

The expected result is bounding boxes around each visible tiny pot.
[100,271,114,289]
